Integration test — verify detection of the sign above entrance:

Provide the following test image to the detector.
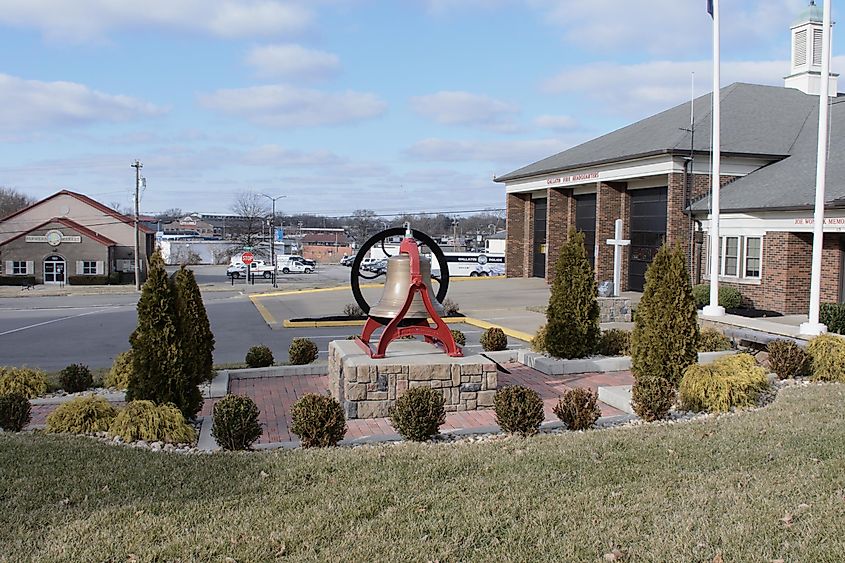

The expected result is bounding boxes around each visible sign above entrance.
[546,171,599,186]
[25,229,82,246]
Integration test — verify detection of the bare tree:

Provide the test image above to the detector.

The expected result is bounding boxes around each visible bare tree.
[0,187,35,218]
[109,201,133,216]
[155,208,186,222]
[229,191,270,247]
[345,209,379,243]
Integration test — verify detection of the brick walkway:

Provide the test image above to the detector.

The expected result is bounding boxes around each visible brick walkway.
[31,364,634,446]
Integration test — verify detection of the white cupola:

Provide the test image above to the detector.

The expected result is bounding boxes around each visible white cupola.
[784,1,839,95]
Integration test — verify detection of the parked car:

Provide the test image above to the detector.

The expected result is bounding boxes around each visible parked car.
[226,260,277,279]
[340,255,354,266]
[360,257,378,271]
[278,256,314,274]
[370,259,388,275]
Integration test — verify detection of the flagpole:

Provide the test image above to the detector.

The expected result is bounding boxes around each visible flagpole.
[800,0,832,336]
[703,0,725,317]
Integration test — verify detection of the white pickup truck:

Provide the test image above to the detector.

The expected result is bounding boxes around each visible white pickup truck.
[278,256,314,274]
[226,260,277,279]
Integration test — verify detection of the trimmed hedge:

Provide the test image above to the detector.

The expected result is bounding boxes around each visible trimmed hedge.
[67,275,109,285]
[59,364,93,393]
[480,328,508,352]
[109,400,197,444]
[0,276,36,286]
[597,329,631,356]
[0,392,31,431]
[679,353,770,412]
[449,329,466,346]
[820,303,845,334]
[245,345,274,368]
[494,385,544,436]
[552,388,600,431]
[46,396,117,434]
[289,338,318,365]
[389,386,446,441]
[290,394,346,448]
[0,367,48,399]
[697,327,732,352]
[692,284,743,310]
[212,395,263,451]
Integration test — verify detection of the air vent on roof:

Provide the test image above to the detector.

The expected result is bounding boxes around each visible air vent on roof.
[795,29,807,66]
[813,28,823,66]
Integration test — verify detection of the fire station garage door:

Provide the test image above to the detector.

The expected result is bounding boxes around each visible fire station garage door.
[628,187,667,292]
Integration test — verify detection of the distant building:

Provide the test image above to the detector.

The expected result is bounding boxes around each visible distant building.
[301,232,353,263]
[161,215,216,237]
[485,231,507,254]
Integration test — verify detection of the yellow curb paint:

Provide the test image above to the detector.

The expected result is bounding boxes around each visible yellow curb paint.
[252,283,383,299]
[248,295,278,325]
[460,317,535,342]
[282,316,467,328]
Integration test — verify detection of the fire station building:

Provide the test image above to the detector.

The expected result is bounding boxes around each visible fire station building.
[0,190,154,285]
[496,4,845,314]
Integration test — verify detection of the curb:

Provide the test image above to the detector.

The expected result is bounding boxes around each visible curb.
[517,349,738,375]
[225,363,329,380]
[282,316,467,328]
[31,391,126,406]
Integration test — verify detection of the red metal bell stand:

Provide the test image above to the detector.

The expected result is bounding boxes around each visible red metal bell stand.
[355,237,462,359]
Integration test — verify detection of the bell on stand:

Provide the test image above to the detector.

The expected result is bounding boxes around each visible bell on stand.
[356,237,461,359]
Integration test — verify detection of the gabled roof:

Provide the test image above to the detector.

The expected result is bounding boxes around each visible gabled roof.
[0,217,117,247]
[496,83,817,183]
[0,189,154,234]
[691,95,845,213]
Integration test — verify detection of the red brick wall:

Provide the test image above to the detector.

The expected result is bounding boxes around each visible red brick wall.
[595,182,625,283]
[506,193,528,277]
[546,187,572,280]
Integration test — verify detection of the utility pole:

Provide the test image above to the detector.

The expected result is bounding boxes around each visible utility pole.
[131,160,143,291]
[260,193,286,288]
[452,218,459,251]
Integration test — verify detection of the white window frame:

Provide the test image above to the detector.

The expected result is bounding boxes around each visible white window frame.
[743,237,762,279]
[719,236,741,278]
[11,261,27,275]
[704,234,763,284]
[82,261,97,275]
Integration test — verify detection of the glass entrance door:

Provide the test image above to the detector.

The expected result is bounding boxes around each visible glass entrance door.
[44,256,66,284]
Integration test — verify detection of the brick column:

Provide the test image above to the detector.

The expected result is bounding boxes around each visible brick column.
[620,190,631,291]
[546,187,572,281]
[595,181,625,283]
[524,197,535,277]
[506,192,528,277]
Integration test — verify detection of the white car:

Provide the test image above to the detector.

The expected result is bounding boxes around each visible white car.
[278,257,314,274]
[226,260,276,279]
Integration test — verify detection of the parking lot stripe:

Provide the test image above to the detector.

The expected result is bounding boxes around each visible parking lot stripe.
[248,295,278,326]
[0,310,100,337]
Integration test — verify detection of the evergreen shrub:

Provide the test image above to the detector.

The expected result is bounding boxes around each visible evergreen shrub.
[494,385,544,436]
[343,303,364,317]
[597,329,631,356]
[290,394,346,447]
[449,329,466,346]
[545,228,600,359]
[631,377,676,422]
[289,338,318,365]
[820,303,845,334]
[0,393,31,431]
[442,298,460,316]
[212,395,263,450]
[174,266,215,384]
[59,364,93,393]
[480,327,508,351]
[807,334,845,382]
[109,400,197,444]
[46,396,117,434]
[692,284,743,310]
[552,388,600,431]
[105,351,133,389]
[389,386,446,441]
[245,345,274,368]
[0,367,48,399]
[679,353,769,412]
[531,325,547,353]
[697,327,732,352]
[766,340,810,380]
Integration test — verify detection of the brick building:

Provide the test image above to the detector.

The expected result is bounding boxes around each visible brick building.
[496,3,845,315]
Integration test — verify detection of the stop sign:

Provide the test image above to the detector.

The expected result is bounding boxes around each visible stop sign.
[241,252,254,265]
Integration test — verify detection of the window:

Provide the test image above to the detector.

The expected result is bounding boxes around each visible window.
[744,237,762,278]
[82,261,97,275]
[719,236,739,277]
[12,261,26,275]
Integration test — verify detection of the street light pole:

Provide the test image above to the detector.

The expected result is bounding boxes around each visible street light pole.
[260,193,286,287]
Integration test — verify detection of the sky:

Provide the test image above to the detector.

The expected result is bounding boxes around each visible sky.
[0,0,839,217]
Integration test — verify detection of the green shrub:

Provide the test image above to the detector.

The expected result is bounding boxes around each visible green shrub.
[820,303,845,334]
[0,275,36,286]
[108,400,197,444]
[0,393,31,431]
[0,367,48,399]
[59,364,93,393]
[631,376,676,422]
[212,394,263,451]
[545,228,600,359]
[290,394,346,448]
[442,298,460,316]
[767,340,810,380]
[245,345,274,368]
[697,327,732,352]
[531,325,547,353]
[679,353,769,413]
[174,266,215,384]
[692,284,743,310]
[105,351,133,389]
[67,275,110,285]
[343,303,364,317]
[46,396,117,434]
[494,385,545,436]
[631,244,699,390]
[597,329,631,356]
[552,388,600,431]
[480,327,508,352]
[807,334,845,382]
[449,329,466,346]
[389,387,446,441]
[289,338,319,365]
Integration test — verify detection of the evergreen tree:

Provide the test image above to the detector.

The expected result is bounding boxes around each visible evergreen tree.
[630,244,699,419]
[174,266,215,384]
[545,228,600,359]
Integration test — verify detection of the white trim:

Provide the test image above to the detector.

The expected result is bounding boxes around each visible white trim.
[742,236,762,279]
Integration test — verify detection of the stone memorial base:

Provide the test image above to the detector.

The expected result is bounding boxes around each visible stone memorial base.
[328,339,498,419]
[599,297,632,322]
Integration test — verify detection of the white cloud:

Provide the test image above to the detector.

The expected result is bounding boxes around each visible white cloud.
[0,73,165,132]
[410,91,521,133]
[239,144,345,167]
[406,138,566,163]
[0,0,312,41]
[198,85,387,128]
[534,114,578,132]
[245,44,341,80]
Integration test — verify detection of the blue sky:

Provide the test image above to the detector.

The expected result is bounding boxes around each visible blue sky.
[0,0,837,216]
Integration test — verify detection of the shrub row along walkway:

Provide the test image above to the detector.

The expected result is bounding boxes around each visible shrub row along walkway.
[27,364,632,446]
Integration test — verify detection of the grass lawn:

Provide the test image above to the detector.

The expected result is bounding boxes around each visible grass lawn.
[2,385,845,561]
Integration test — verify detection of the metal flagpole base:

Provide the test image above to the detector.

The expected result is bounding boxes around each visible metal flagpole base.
[701,305,725,317]
[799,322,827,336]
